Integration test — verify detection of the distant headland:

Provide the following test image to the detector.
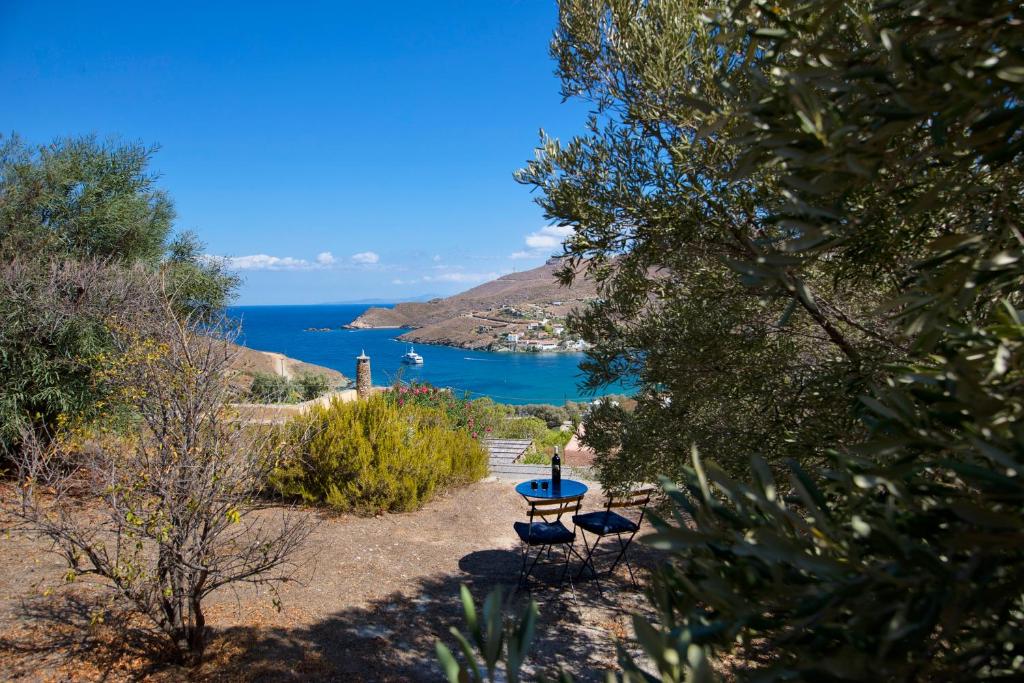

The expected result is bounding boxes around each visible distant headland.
[344,258,596,353]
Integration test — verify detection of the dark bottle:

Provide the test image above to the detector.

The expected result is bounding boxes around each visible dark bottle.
[551,446,561,489]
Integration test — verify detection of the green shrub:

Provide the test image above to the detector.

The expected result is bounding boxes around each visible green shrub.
[295,373,330,401]
[271,395,489,514]
[248,372,332,404]
[383,382,510,438]
[537,428,572,451]
[491,416,549,441]
[513,404,569,428]
[0,136,237,452]
[520,431,574,465]
[493,416,573,465]
[520,450,551,466]
[248,372,296,403]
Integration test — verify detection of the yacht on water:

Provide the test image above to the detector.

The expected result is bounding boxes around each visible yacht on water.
[401,345,424,365]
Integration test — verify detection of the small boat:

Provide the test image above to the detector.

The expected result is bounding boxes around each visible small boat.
[401,345,424,365]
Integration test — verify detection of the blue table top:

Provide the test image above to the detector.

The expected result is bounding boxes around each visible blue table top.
[515,478,588,500]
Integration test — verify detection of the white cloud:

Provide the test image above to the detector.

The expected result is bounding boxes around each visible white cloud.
[510,225,574,259]
[390,263,512,287]
[211,249,347,271]
[432,254,442,262]
[223,254,313,271]
[351,251,380,265]
[423,271,502,284]
[524,225,574,250]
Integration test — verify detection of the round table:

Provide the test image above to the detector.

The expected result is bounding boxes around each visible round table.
[515,478,588,500]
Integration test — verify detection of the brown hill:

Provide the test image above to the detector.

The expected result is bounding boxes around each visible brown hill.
[348,258,597,330]
[229,343,348,392]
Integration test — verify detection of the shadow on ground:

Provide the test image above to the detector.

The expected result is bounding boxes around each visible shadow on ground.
[205,542,660,682]
[0,542,662,682]
[0,589,180,681]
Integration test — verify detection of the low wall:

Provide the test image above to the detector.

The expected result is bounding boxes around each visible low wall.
[230,387,386,423]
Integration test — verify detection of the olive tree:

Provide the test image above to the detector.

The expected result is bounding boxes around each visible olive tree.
[518,1,920,482]
[4,276,313,664]
[0,258,143,445]
[477,0,1024,680]
[0,134,237,450]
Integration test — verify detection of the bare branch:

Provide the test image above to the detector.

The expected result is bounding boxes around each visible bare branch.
[2,270,315,664]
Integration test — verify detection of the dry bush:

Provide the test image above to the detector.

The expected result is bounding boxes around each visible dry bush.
[3,276,315,665]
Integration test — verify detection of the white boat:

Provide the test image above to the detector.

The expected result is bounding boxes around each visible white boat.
[401,345,424,364]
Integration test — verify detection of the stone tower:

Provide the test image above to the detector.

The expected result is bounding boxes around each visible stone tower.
[356,350,371,400]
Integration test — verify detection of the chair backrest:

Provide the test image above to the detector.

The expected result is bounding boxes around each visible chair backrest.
[527,494,584,523]
[605,487,655,524]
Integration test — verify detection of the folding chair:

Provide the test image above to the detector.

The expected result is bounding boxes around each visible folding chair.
[513,494,585,590]
[573,488,654,588]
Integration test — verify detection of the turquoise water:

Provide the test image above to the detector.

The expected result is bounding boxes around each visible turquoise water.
[228,305,627,405]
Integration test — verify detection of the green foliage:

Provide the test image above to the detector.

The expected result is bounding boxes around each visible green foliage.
[247,372,332,404]
[0,134,171,262]
[1,262,115,445]
[619,302,1024,678]
[248,372,298,403]
[381,383,575,463]
[491,416,550,442]
[515,0,920,481]
[633,335,1024,678]
[520,452,549,466]
[163,230,237,318]
[272,395,489,513]
[295,373,331,401]
[5,308,312,665]
[384,381,511,439]
[0,134,237,449]
[535,427,572,454]
[436,585,574,683]
[513,403,579,428]
[436,584,713,683]
[497,417,572,464]
[496,0,1024,680]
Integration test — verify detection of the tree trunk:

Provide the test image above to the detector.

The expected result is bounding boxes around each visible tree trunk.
[186,594,206,665]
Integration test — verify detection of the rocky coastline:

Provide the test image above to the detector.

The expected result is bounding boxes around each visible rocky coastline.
[392,326,587,354]
[343,258,595,353]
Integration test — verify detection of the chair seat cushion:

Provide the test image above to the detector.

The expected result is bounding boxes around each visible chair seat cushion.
[514,520,575,546]
[572,510,639,535]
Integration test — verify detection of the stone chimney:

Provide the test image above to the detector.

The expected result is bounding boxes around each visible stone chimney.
[355,350,372,400]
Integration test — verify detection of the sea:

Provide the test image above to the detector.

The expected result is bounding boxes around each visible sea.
[227,304,630,406]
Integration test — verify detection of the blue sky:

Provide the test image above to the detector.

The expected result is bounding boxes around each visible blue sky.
[2,1,588,304]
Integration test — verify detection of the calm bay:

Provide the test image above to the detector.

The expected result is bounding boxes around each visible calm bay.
[229,304,628,405]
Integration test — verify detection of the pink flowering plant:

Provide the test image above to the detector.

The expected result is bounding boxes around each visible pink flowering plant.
[384,381,505,440]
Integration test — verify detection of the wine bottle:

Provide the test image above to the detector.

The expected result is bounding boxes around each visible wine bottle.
[551,445,561,489]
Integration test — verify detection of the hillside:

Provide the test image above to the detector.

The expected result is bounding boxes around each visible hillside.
[229,343,348,392]
[346,258,598,351]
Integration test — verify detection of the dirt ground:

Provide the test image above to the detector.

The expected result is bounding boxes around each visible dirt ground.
[0,479,661,682]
